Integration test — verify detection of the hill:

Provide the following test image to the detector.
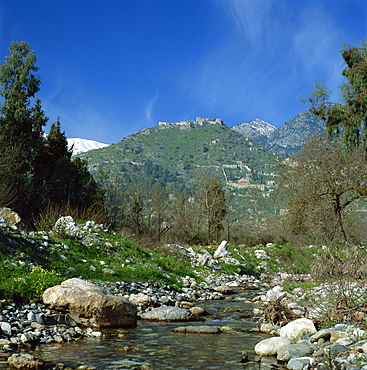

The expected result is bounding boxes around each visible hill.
[80,118,278,189]
[79,118,280,220]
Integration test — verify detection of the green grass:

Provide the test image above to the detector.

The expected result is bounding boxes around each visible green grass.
[266,243,322,274]
[282,280,320,293]
[0,220,332,303]
[0,226,204,301]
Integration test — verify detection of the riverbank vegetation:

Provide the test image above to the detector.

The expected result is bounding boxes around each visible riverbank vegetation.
[0,219,323,302]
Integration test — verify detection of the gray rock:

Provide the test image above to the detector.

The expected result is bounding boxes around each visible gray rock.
[329,344,349,358]
[213,240,229,258]
[333,357,348,370]
[140,305,197,321]
[287,357,314,370]
[53,216,79,235]
[197,251,220,269]
[20,332,36,343]
[309,328,332,342]
[220,256,242,265]
[0,322,12,336]
[172,325,221,334]
[27,311,43,324]
[277,342,313,362]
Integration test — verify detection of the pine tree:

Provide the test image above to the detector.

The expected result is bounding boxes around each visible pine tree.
[0,41,103,222]
[0,42,41,141]
[0,42,48,219]
[303,40,367,152]
[45,115,101,208]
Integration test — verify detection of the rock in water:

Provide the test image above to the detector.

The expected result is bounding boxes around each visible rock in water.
[42,278,137,328]
[140,305,197,321]
[7,354,44,369]
[172,325,221,334]
[254,337,291,356]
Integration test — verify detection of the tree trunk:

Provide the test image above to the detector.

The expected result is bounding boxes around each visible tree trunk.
[333,198,347,242]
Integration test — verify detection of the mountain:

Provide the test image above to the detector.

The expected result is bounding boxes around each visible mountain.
[264,111,325,155]
[231,111,326,156]
[231,119,276,145]
[67,138,109,155]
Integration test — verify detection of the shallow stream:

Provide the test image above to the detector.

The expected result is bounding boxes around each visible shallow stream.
[7,290,284,369]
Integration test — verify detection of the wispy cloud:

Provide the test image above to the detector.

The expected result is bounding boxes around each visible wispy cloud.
[290,6,345,97]
[144,90,159,124]
[45,69,64,100]
[178,1,347,125]
[221,0,276,47]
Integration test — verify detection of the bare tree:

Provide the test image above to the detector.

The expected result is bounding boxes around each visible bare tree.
[275,134,367,243]
[195,174,226,243]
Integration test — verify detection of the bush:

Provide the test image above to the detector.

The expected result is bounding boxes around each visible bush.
[311,244,367,280]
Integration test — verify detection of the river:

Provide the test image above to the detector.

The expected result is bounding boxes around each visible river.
[6,289,284,369]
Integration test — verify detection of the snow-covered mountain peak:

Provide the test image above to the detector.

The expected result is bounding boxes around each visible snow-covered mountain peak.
[67,138,109,155]
[232,119,276,142]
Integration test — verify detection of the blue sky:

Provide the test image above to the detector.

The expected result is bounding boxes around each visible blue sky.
[0,0,366,144]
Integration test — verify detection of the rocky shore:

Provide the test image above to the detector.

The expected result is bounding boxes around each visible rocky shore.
[0,272,264,369]
[1,215,367,369]
[252,276,367,370]
[2,269,367,369]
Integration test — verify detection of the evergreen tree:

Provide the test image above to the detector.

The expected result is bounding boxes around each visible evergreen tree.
[45,120,101,208]
[0,42,41,141]
[0,41,103,222]
[0,42,48,218]
[303,40,367,152]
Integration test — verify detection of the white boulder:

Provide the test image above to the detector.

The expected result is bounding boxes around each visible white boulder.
[279,318,316,343]
[254,336,291,356]
[213,240,230,258]
[254,249,270,260]
[0,208,21,229]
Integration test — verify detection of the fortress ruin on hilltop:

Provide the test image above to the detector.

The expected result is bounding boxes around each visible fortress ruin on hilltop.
[159,117,224,127]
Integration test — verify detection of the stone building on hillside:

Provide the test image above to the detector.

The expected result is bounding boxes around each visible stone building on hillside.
[227,173,265,191]
[159,117,224,127]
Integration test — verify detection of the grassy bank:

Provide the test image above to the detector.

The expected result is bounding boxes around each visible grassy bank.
[0,219,326,302]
